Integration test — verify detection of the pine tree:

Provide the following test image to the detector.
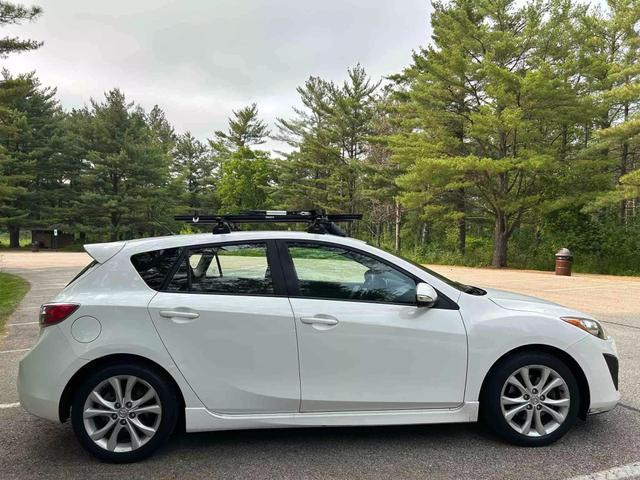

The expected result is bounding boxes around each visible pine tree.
[325,64,380,215]
[0,1,44,247]
[0,1,42,57]
[275,65,380,221]
[49,108,92,239]
[0,72,61,247]
[583,0,640,218]
[210,103,270,153]
[171,131,217,212]
[360,94,403,250]
[391,0,593,267]
[74,90,171,241]
[211,104,272,212]
[148,105,176,155]
[387,0,480,254]
[275,76,341,211]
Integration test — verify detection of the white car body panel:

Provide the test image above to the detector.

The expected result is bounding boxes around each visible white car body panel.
[17,230,620,434]
[83,241,125,263]
[566,335,620,413]
[148,292,300,413]
[290,298,467,411]
[183,402,480,432]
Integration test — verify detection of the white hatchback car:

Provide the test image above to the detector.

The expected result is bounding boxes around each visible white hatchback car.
[18,229,620,462]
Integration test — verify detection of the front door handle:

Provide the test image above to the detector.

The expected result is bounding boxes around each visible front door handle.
[159,310,200,319]
[300,316,339,326]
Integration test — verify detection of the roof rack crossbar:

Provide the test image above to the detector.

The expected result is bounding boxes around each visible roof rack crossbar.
[174,210,362,236]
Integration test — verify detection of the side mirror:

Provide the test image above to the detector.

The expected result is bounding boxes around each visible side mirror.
[416,282,438,307]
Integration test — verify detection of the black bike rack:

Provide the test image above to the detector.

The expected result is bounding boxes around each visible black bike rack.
[174,210,362,237]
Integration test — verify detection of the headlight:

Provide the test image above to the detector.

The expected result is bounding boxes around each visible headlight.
[561,317,606,340]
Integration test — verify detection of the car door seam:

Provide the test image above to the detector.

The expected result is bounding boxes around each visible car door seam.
[458,309,471,407]
[145,291,208,409]
[288,297,304,412]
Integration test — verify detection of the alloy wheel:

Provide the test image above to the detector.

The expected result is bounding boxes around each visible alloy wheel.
[500,365,571,437]
[82,375,162,452]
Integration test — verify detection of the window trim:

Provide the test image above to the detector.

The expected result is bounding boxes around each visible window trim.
[159,239,288,297]
[66,260,99,287]
[277,239,459,310]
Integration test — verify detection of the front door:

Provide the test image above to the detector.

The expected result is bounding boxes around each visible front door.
[281,241,468,412]
[148,241,300,414]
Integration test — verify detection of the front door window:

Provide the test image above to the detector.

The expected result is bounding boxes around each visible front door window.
[287,242,416,304]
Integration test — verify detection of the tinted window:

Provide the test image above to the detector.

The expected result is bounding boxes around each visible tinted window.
[131,248,181,290]
[287,243,416,303]
[166,243,274,295]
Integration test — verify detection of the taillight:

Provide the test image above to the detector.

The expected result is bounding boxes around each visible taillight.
[39,303,80,327]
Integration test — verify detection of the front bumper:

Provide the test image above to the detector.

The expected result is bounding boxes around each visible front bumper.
[17,326,88,422]
[567,335,620,414]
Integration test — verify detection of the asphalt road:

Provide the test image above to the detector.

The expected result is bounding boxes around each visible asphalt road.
[1,251,639,479]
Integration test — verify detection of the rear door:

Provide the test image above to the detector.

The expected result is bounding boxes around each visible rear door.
[146,240,300,414]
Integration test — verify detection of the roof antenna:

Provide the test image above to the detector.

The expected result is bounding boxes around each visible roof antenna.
[150,215,175,236]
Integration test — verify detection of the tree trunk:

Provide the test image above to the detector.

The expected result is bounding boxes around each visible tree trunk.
[458,218,466,255]
[8,226,20,248]
[492,215,508,268]
[394,201,401,253]
[620,141,629,222]
[456,190,466,254]
[560,125,568,161]
[620,102,630,223]
[110,212,119,242]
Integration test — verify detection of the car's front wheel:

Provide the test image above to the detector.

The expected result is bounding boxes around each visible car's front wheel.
[71,363,179,463]
[482,351,580,446]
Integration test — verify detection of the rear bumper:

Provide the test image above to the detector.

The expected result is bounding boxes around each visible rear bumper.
[567,335,620,415]
[17,326,88,422]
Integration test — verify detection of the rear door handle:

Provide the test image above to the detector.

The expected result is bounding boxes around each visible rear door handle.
[159,310,200,319]
[300,316,339,326]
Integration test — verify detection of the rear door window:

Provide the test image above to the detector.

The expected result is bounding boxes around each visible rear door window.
[166,243,274,295]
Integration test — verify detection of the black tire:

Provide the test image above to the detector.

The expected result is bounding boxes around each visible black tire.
[71,363,179,463]
[481,351,580,447]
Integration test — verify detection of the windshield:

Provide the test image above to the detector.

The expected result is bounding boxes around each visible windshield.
[398,255,486,296]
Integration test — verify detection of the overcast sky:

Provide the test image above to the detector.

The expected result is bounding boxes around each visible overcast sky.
[2,0,432,151]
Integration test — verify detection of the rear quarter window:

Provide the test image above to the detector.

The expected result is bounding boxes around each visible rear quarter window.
[131,248,181,290]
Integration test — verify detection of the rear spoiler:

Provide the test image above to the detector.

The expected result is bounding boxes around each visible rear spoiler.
[84,241,126,264]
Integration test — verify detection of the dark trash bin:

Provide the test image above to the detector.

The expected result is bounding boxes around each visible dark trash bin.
[555,248,572,276]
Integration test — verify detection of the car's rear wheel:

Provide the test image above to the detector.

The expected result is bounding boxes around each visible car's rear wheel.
[71,363,178,462]
[482,351,580,446]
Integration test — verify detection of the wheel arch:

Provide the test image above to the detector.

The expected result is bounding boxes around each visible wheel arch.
[59,353,186,425]
[478,344,590,420]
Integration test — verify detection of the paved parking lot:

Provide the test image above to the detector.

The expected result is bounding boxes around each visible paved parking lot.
[1,251,639,479]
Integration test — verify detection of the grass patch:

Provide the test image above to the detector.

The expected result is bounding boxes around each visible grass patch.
[0,231,32,248]
[0,272,30,330]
